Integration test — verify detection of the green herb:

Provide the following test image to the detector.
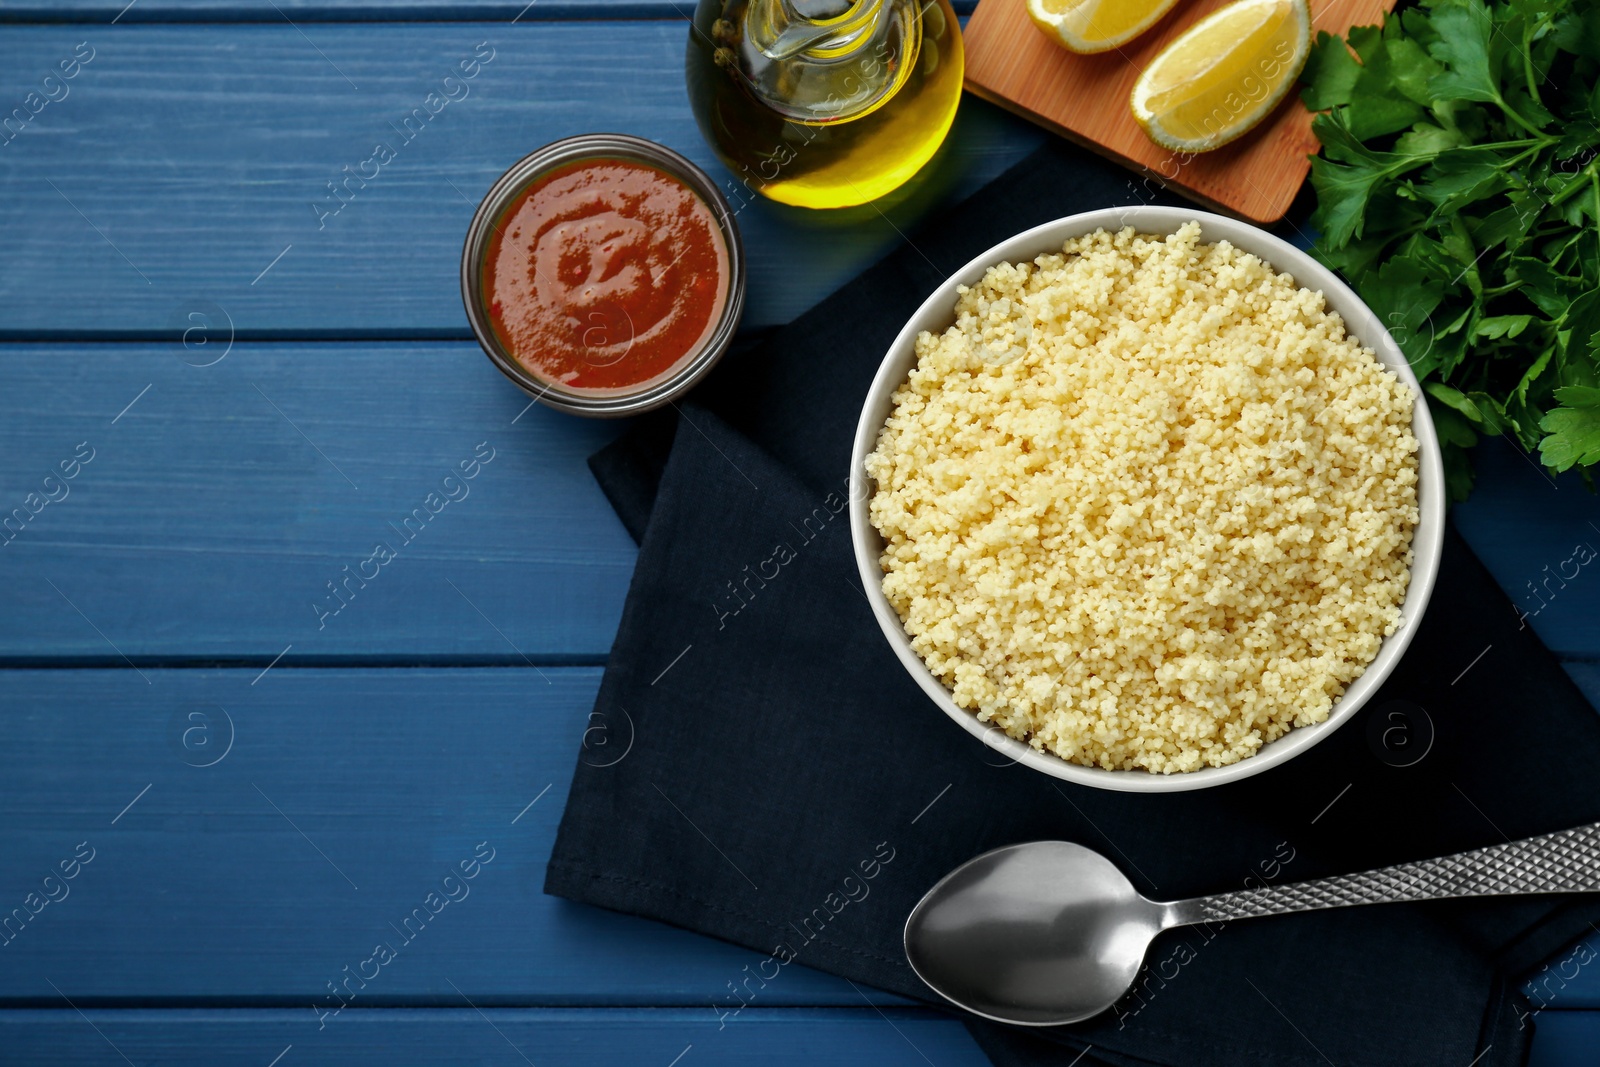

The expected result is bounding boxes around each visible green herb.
[1302,0,1600,499]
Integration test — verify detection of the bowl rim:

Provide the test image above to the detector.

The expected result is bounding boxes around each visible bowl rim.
[847,206,1446,793]
[459,132,747,419]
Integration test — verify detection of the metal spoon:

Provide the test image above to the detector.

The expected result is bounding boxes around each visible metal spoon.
[904,825,1600,1026]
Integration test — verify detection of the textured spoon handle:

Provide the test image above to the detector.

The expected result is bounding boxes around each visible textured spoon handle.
[1171,823,1600,926]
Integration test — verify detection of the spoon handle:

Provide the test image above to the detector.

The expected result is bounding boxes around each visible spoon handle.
[1168,822,1600,926]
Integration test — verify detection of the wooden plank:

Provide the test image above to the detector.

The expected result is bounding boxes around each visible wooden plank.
[1,345,1598,668]
[0,667,915,1006]
[0,1008,991,1065]
[961,0,1391,224]
[0,24,1042,334]
[1451,437,1600,662]
[1524,929,1600,1012]
[1530,1012,1600,1066]
[0,0,980,22]
[0,1007,1589,1067]
[1,662,1597,1030]
[0,342,637,661]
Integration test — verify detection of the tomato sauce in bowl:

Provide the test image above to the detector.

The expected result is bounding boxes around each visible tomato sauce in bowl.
[484,158,729,392]
[462,135,745,417]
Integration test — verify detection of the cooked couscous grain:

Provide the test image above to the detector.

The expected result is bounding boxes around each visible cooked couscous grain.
[865,223,1419,773]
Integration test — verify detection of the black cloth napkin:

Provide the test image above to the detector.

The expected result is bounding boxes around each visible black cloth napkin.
[546,136,1600,1066]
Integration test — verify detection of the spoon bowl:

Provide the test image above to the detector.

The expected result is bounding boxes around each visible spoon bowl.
[904,842,1163,1026]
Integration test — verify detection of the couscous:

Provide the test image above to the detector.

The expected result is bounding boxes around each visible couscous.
[865,223,1419,773]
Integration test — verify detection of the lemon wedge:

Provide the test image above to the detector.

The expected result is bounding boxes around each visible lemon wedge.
[1028,0,1183,54]
[1130,0,1311,153]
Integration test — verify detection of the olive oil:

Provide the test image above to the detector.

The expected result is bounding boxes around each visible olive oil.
[686,0,964,209]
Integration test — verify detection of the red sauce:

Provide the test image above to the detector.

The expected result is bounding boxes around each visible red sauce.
[483,157,729,392]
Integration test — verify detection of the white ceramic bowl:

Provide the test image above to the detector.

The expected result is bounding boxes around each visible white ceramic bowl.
[848,207,1445,792]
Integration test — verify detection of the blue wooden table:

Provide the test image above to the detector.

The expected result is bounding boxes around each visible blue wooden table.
[1,3,1598,1063]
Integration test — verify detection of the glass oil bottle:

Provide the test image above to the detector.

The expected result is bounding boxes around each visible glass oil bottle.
[685,0,964,209]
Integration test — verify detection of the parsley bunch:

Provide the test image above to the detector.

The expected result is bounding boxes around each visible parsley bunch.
[1302,0,1600,498]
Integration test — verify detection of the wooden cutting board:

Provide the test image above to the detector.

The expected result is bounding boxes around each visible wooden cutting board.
[961,0,1395,223]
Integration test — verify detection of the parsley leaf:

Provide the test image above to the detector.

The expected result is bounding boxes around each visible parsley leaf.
[1308,110,1433,247]
[1426,0,1502,106]
[1539,387,1600,471]
[1363,257,1446,373]
[1302,31,1363,109]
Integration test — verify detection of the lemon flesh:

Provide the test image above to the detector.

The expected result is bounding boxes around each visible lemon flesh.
[1131,0,1311,152]
[1028,0,1183,54]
